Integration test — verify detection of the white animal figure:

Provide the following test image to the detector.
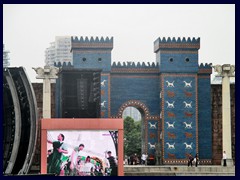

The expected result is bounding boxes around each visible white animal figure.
[183,101,192,108]
[149,122,157,129]
[101,80,107,87]
[183,81,192,88]
[183,142,193,149]
[166,122,175,129]
[101,100,106,108]
[166,101,175,108]
[166,142,175,149]
[166,81,175,87]
[148,142,156,149]
[183,122,192,129]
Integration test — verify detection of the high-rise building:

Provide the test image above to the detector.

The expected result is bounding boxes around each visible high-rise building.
[45,36,72,66]
[3,44,10,67]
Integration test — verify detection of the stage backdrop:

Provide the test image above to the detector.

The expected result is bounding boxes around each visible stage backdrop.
[41,118,123,176]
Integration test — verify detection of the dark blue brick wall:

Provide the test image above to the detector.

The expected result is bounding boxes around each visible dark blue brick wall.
[158,53,198,73]
[198,77,212,159]
[73,51,111,72]
[110,74,160,116]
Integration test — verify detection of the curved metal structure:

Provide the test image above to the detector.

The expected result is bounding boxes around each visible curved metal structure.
[3,67,38,175]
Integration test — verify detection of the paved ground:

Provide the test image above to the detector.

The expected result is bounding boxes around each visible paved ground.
[124,165,235,176]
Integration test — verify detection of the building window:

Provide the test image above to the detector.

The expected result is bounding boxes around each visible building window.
[169,58,173,62]
[185,58,190,62]
[82,58,86,62]
[98,58,102,62]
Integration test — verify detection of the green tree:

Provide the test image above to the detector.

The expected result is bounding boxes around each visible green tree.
[124,116,141,157]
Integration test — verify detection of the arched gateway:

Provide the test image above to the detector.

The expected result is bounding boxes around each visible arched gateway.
[55,36,213,165]
[115,100,159,154]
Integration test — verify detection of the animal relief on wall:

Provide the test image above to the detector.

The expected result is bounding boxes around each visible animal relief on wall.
[167,111,176,118]
[183,101,192,108]
[167,90,175,98]
[183,81,192,88]
[183,142,193,149]
[184,90,192,97]
[166,121,175,129]
[148,122,157,129]
[166,81,174,87]
[166,142,175,149]
[184,132,193,138]
[184,111,193,118]
[149,133,156,139]
[183,122,192,129]
[168,153,176,159]
[101,100,106,108]
[148,142,156,149]
[167,132,176,139]
[166,101,175,108]
[101,80,107,87]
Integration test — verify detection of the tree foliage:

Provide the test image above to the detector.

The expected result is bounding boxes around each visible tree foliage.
[124,116,141,156]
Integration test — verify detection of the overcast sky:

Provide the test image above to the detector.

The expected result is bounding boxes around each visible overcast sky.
[3,4,235,82]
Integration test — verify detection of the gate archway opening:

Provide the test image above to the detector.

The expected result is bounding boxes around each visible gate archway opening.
[117,100,150,164]
[122,107,144,158]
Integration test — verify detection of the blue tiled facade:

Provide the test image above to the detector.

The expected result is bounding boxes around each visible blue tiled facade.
[72,37,113,72]
[110,74,160,116]
[55,36,212,164]
[198,75,212,159]
[162,75,197,160]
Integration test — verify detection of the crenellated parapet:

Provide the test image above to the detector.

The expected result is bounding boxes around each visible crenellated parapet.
[111,61,160,73]
[71,36,113,50]
[199,63,212,69]
[112,61,159,68]
[198,63,212,74]
[54,62,74,68]
[154,37,200,53]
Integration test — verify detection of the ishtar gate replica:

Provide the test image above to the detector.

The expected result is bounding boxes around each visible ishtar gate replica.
[54,37,212,164]
[3,36,235,175]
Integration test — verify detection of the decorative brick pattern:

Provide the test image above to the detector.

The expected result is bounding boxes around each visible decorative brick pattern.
[161,74,198,162]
